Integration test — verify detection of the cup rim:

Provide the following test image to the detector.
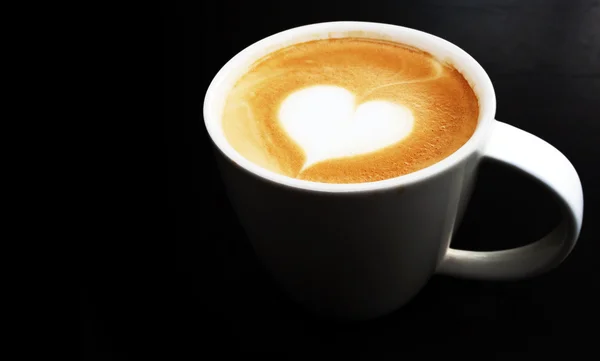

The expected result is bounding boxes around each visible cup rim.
[203,21,496,193]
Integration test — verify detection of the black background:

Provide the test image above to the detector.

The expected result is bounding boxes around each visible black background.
[89,0,599,358]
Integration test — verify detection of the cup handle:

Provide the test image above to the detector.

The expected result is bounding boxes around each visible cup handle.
[437,120,584,280]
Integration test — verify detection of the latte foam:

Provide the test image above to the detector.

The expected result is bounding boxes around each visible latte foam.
[222,38,479,183]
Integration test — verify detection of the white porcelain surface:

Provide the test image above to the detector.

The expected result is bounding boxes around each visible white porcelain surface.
[203,22,583,320]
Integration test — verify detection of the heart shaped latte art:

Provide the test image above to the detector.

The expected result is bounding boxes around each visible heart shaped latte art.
[278,85,414,170]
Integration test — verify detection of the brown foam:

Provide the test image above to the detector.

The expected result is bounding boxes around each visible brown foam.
[222,38,479,184]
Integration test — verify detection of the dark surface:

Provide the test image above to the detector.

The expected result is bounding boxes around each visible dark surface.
[90,0,599,357]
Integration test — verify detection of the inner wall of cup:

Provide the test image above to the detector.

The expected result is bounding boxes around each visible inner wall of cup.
[206,23,494,143]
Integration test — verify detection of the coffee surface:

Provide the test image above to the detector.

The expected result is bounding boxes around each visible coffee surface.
[222,38,479,183]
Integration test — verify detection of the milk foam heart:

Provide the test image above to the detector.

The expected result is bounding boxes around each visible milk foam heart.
[279,85,414,169]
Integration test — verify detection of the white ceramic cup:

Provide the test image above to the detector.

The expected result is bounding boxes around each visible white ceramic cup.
[203,22,584,320]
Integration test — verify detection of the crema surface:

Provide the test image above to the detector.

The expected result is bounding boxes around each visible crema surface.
[222,38,479,184]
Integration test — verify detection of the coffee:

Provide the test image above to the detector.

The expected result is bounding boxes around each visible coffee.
[222,38,479,184]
